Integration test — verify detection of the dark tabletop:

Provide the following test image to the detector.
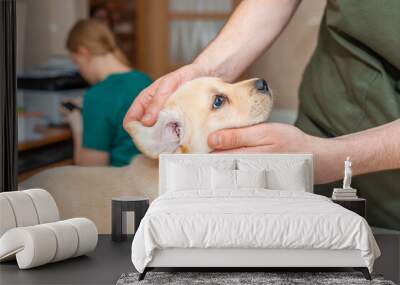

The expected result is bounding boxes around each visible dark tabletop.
[0,235,134,285]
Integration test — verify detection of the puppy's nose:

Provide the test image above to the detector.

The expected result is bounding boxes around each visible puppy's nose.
[255,79,269,93]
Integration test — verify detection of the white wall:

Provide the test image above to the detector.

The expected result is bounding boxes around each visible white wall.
[16,0,88,70]
[247,0,326,110]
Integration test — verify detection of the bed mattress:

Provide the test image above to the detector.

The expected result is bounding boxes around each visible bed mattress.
[131,190,380,273]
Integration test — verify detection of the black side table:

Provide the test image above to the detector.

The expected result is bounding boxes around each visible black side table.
[331,198,366,218]
[112,196,149,242]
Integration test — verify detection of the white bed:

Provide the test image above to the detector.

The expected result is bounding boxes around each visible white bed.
[131,154,380,280]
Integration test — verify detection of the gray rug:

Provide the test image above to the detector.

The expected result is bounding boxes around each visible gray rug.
[116,272,395,285]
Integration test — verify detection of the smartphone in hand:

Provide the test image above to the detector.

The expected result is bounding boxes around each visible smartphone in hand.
[62,102,81,112]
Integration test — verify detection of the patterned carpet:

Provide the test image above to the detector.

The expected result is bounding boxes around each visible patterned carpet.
[116,271,395,285]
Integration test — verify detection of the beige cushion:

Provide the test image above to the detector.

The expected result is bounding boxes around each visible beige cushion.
[1,191,40,227]
[0,196,17,237]
[0,189,59,236]
[24,189,59,223]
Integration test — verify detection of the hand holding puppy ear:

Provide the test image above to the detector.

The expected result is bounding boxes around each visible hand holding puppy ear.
[123,63,207,129]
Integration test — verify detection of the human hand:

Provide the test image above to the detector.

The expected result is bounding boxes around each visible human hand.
[60,103,82,135]
[208,123,341,184]
[123,63,208,130]
[208,123,316,153]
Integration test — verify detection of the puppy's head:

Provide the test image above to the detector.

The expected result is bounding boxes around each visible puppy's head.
[126,77,273,159]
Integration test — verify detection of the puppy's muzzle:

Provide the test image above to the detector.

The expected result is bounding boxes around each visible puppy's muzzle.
[255,79,270,94]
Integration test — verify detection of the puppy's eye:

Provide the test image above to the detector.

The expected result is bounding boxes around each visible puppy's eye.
[212,95,226,109]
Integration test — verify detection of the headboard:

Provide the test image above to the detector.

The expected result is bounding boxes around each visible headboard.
[159,153,314,195]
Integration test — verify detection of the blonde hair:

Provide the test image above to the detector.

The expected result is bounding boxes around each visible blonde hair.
[66,19,131,67]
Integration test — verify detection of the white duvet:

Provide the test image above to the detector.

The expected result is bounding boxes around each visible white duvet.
[131,190,380,273]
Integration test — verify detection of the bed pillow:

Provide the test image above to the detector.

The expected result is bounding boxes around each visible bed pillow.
[211,168,236,190]
[167,162,211,191]
[266,166,307,191]
[237,159,309,191]
[211,169,268,190]
[236,169,267,189]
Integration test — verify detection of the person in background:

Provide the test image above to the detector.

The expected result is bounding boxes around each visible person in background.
[64,19,152,166]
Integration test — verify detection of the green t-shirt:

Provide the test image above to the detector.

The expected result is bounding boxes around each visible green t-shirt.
[296,1,400,230]
[82,71,152,166]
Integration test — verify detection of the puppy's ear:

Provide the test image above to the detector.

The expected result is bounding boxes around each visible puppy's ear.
[125,110,184,159]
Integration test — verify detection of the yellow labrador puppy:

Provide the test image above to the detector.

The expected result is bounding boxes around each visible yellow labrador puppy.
[20,77,272,233]
[126,77,273,158]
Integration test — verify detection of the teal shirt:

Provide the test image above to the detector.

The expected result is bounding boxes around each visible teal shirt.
[82,71,152,166]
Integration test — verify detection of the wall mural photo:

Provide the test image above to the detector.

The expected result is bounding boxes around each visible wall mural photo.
[1,1,400,284]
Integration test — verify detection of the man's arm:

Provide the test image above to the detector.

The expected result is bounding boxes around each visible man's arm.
[195,0,301,81]
[317,119,400,183]
[208,120,400,184]
[124,0,300,127]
